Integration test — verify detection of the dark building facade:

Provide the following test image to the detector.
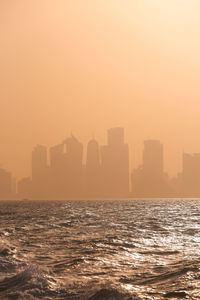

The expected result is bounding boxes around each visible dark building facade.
[101,127,129,197]
[132,140,172,197]
[181,153,200,197]
[17,177,32,199]
[49,135,83,199]
[0,168,12,199]
[85,139,101,197]
[64,135,83,197]
[32,145,48,199]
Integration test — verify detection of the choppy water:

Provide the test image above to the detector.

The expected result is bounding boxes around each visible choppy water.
[0,199,200,299]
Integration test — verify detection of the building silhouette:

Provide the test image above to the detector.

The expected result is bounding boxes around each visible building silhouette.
[143,140,163,175]
[17,177,32,199]
[180,153,200,197]
[5,128,200,200]
[0,168,12,199]
[49,135,83,199]
[85,138,101,197]
[64,135,83,198]
[31,145,49,199]
[49,143,65,198]
[101,127,129,197]
[131,140,172,197]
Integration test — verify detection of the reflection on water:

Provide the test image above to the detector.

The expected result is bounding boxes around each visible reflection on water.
[0,199,200,299]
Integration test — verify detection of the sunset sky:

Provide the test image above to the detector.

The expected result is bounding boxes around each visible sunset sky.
[1,0,200,179]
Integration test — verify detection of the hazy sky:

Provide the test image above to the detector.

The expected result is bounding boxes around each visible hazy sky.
[1,0,200,179]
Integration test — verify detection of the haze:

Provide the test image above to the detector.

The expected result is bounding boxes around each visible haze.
[1,0,200,179]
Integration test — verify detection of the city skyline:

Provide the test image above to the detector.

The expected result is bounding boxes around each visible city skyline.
[2,127,200,179]
[2,1,200,181]
[2,127,200,199]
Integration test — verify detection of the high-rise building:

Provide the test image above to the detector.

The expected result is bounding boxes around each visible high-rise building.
[181,153,200,196]
[101,127,129,197]
[32,145,48,198]
[85,139,101,197]
[64,135,83,198]
[0,168,12,199]
[143,140,163,175]
[132,140,171,197]
[50,143,64,170]
[49,136,83,199]
[17,177,32,199]
[49,143,65,198]
[107,127,124,147]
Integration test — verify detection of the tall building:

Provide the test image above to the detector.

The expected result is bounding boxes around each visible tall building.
[32,145,48,199]
[107,127,124,147]
[50,143,64,170]
[64,135,83,197]
[132,140,171,197]
[181,153,200,196]
[18,177,32,199]
[0,168,12,199]
[143,140,163,175]
[49,143,65,198]
[85,138,101,197]
[101,127,129,197]
[49,136,83,199]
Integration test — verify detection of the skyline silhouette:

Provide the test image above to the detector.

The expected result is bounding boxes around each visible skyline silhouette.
[1,127,200,199]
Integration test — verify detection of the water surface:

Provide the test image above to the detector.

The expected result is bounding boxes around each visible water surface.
[0,199,200,299]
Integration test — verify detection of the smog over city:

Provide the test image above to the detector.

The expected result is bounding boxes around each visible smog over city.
[1,1,200,299]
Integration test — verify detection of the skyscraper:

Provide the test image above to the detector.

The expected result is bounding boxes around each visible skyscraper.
[32,145,48,199]
[0,168,12,199]
[107,127,124,147]
[50,143,64,170]
[143,140,163,175]
[49,143,65,198]
[17,177,32,199]
[181,153,200,196]
[49,136,83,199]
[132,140,171,197]
[85,138,101,197]
[101,127,129,197]
[64,135,83,197]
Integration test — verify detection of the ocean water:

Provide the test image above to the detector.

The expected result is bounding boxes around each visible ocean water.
[0,199,200,300]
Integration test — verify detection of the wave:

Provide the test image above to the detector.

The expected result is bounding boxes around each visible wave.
[86,287,139,300]
[0,267,67,300]
[0,269,139,300]
[120,264,199,286]
[139,250,179,256]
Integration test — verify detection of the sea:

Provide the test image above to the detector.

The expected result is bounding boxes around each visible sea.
[0,199,200,300]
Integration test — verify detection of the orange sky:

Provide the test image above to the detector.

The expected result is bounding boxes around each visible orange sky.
[1,0,200,179]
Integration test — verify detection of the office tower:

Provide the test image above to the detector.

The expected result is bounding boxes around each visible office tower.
[143,140,163,175]
[49,136,83,199]
[64,135,83,197]
[101,127,129,197]
[50,143,64,170]
[85,138,101,197]
[181,153,200,196]
[107,127,124,147]
[32,144,48,198]
[132,140,171,197]
[0,168,12,199]
[49,143,65,198]
[18,177,32,199]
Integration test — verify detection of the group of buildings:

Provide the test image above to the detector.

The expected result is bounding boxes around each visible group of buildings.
[1,127,200,199]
